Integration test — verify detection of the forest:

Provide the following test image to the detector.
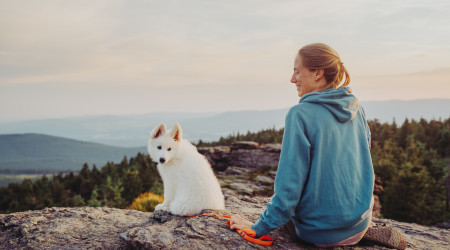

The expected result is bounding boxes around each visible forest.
[0,118,449,226]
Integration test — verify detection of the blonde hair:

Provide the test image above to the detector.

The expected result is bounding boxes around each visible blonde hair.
[299,43,350,90]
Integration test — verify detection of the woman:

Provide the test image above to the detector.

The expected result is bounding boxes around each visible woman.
[229,43,406,249]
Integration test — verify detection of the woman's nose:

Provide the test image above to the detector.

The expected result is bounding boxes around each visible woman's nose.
[291,74,296,83]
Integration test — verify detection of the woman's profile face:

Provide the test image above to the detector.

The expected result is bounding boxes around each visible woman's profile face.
[291,54,320,97]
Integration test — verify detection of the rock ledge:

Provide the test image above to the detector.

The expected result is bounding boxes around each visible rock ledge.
[1,193,449,249]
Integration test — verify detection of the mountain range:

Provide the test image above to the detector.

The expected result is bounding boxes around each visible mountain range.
[0,99,448,147]
[0,134,145,173]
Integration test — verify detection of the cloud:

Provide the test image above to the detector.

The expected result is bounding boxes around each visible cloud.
[0,0,449,120]
[352,68,450,101]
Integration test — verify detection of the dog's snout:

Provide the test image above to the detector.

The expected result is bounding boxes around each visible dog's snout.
[159,158,166,164]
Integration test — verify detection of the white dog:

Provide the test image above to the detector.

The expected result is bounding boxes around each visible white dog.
[148,123,225,215]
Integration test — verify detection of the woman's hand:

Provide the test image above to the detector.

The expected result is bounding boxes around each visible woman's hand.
[229,214,253,230]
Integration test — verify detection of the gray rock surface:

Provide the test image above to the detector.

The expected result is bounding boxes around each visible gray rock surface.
[1,193,449,249]
[0,206,151,249]
[198,142,281,171]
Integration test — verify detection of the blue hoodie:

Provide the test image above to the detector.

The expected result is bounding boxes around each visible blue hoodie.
[252,86,374,245]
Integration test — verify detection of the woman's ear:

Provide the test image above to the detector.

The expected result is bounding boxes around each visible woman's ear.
[315,69,325,81]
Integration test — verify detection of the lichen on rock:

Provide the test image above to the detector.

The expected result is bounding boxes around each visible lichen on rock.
[0,207,152,249]
[1,193,449,249]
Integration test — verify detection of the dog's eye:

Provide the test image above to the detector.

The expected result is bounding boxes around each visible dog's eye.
[167,148,171,151]
[157,146,162,150]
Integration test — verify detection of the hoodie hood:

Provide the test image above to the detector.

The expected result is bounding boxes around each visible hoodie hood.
[300,86,359,123]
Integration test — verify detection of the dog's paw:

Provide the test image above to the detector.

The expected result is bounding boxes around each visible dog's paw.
[170,203,201,216]
[155,204,168,211]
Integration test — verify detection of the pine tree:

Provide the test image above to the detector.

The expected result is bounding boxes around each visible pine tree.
[103,176,124,208]
[87,188,103,207]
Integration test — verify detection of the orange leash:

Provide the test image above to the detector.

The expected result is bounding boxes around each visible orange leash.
[186,213,273,246]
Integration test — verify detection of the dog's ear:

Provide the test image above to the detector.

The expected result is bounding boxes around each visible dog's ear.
[151,123,166,139]
[170,123,182,142]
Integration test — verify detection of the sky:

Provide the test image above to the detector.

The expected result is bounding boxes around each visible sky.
[1,0,449,121]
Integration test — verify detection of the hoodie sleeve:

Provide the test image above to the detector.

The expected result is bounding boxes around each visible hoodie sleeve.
[252,107,311,236]
[359,105,372,149]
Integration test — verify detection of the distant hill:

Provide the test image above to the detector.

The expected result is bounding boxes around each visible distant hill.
[361,99,450,123]
[0,134,145,173]
[0,99,448,147]
[0,111,288,147]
